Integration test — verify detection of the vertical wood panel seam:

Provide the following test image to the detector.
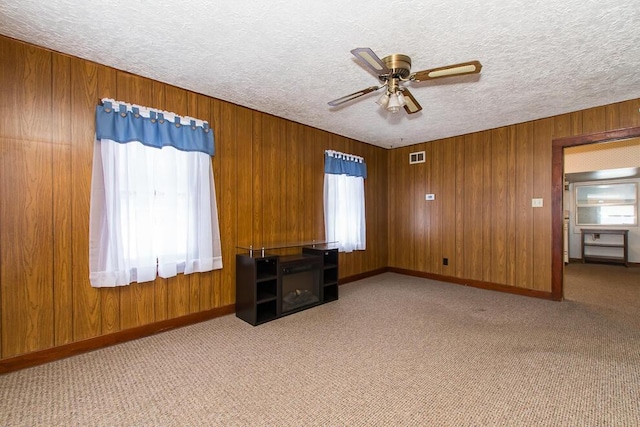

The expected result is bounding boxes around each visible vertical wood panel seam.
[49,53,56,346]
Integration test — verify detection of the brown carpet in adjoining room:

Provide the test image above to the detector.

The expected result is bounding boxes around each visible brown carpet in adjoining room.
[1,264,639,426]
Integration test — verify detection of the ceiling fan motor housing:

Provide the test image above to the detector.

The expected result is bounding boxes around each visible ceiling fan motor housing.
[381,54,412,79]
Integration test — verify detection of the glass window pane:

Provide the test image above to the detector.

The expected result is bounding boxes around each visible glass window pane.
[577,205,636,225]
[576,183,637,205]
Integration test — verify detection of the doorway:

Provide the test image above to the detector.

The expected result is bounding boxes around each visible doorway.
[551,126,640,300]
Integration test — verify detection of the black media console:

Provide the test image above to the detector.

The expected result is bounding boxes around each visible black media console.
[235,244,338,325]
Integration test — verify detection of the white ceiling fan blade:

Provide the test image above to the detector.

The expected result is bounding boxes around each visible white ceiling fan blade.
[350,48,391,75]
[401,89,422,114]
[328,85,383,107]
[412,60,482,82]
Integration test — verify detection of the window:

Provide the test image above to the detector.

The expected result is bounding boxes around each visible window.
[89,99,223,287]
[323,150,366,252]
[575,182,637,226]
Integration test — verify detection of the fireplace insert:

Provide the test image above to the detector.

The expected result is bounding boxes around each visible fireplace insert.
[279,254,322,314]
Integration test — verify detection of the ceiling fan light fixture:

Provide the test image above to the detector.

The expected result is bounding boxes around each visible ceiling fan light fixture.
[396,91,406,107]
[386,93,401,113]
[376,92,390,107]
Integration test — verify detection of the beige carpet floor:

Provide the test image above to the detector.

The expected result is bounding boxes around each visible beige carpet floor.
[1,266,639,426]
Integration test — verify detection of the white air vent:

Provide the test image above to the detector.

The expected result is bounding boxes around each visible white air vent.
[409,151,425,164]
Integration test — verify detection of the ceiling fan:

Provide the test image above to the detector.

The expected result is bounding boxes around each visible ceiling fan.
[328,47,482,114]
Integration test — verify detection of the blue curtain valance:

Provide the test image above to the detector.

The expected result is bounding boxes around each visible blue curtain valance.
[95,99,215,156]
[324,150,367,178]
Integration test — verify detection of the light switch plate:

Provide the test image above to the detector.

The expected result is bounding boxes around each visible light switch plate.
[531,198,543,207]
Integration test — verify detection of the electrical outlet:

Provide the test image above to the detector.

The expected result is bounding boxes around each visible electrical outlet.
[531,198,543,207]
[425,194,435,201]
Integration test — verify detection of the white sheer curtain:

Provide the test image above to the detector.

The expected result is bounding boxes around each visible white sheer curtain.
[89,99,222,287]
[323,150,366,252]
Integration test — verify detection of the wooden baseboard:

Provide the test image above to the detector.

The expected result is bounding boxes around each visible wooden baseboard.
[0,304,235,374]
[339,267,390,285]
[386,267,560,301]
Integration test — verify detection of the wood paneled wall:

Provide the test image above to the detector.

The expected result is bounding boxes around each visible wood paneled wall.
[0,36,388,360]
[388,98,640,292]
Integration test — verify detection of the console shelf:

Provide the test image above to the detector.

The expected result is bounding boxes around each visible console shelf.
[236,244,339,326]
[581,229,629,267]
[304,246,339,303]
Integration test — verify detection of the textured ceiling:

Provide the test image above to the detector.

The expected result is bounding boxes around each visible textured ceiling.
[1,0,640,148]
